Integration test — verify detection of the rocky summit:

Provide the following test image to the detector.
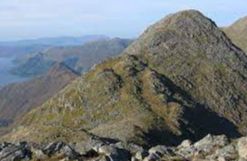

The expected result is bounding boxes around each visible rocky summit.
[2,9,247,160]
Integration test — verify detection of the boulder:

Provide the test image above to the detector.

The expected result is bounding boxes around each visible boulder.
[98,144,131,161]
[237,137,247,160]
[0,142,32,161]
[178,140,192,148]
[135,150,149,160]
[194,134,229,153]
[42,141,80,159]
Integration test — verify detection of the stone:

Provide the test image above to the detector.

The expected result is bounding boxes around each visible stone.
[98,145,117,156]
[194,134,229,153]
[42,141,80,159]
[218,156,227,161]
[131,156,138,161]
[179,139,192,148]
[213,144,237,160]
[0,142,32,161]
[135,150,149,160]
[0,134,245,161]
[148,145,174,157]
[127,143,145,154]
[98,144,131,161]
[143,153,160,161]
[32,148,48,160]
[176,145,197,158]
[237,137,247,160]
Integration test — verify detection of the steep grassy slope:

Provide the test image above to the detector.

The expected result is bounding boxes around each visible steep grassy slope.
[12,38,132,76]
[0,63,78,130]
[223,16,247,53]
[4,10,247,146]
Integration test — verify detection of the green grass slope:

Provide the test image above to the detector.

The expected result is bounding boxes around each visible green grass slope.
[0,63,78,133]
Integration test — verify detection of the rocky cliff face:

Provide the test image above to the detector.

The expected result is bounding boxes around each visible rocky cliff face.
[3,10,247,155]
[223,16,247,53]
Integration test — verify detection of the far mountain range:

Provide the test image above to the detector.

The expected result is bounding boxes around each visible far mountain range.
[0,35,132,87]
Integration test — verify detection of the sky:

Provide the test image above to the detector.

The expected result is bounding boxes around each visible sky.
[0,0,247,41]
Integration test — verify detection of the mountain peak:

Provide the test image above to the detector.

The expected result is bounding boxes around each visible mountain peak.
[229,16,247,29]
[146,9,215,36]
[155,9,210,26]
[125,10,224,56]
[223,16,247,53]
[125,10,247,75]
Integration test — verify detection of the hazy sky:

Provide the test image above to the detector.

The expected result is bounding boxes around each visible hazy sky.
[0,0,247,41]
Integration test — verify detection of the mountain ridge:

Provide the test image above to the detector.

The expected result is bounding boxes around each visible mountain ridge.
[3,10,247,149]
[223,16,247,53]
[0,63,79,134]
[11,38,133,77]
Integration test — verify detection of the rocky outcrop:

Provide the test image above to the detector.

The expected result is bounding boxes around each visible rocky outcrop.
[0,134,246,161]
[0,142,32,161]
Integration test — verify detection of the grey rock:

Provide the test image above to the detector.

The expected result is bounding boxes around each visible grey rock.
[148,145,175,157]
[0,142,32,161]
[143,153,160,161]
[178,140,192,148]
[42,141,80,159]
[213,144,237,160]
[98,144,131,161]
[135,150,149,160]
[0,134,246,161]
[237,137,247,160]
[194,134,229,153]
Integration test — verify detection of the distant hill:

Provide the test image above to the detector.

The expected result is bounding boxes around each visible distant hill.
[12,38,133,77]
[0,63,78,132]
[223,16,247,53]
[0,35,108,57]
[0,45,48,58]
[5,10,247,146]
[0,35,108,47]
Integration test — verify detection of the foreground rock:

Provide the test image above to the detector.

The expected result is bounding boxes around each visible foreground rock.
[0,142,32,161]
[1,134,247,161]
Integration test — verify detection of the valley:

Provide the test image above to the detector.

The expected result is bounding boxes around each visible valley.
[0,57,28,86]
